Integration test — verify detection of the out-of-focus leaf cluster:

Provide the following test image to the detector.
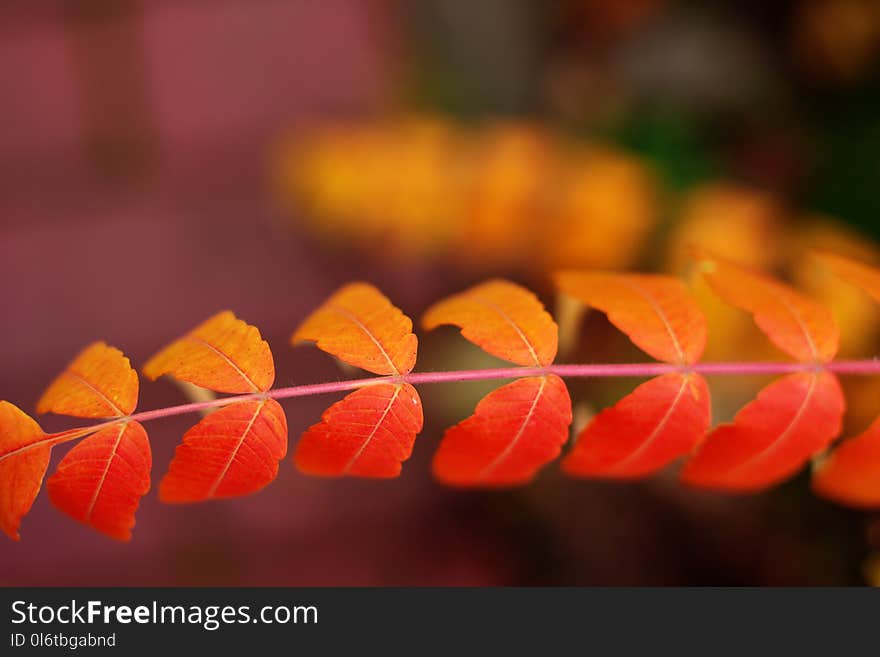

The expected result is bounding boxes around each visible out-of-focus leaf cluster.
[275,116,658,272]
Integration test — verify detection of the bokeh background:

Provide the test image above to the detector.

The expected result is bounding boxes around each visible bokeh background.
[3,0,880,585]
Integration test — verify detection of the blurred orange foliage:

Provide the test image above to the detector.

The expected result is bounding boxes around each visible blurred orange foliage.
[275,116,658,271]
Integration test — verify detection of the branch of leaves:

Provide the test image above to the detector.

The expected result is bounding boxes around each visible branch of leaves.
[2,251,880,542]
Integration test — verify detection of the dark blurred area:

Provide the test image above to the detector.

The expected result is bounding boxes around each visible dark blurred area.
[2,0,880,586]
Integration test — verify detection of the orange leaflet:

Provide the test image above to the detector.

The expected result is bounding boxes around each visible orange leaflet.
[433,375,572,486]
[422,279,558,366]
[292,283,417,375]
[48,421,151,541]
[563,373,711,479]
[812,415,880,508]
[0,402,50,540]
[814,251,880,304]
[144,311,274,394]
[159,399,287,503]
[294,383,423,478]
[681,371,844,491]
[555,272,706,364]
[37,342,138,418]
[694,251,839,362]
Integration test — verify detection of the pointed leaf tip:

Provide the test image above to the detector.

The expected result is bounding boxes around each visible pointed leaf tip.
[693,251,839,363]
[422,279,558,367]
[159,399,287,503]
[0,402,49,540]
[48,421,151,541]
[144,311,275,394]
[294,383,423,478]
[555,271,707,364]
[433,375,572,486]
[38,342,138,418]
[293,283,418,376]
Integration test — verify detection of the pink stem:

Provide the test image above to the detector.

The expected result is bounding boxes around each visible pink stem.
[62,358,879,432]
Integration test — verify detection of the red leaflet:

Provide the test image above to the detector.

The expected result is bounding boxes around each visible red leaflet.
[554,272,707,364]
[160,399,287,503]
[681,371,844,491]
[47,421,151,541]
[433,375,572,486]
[812,415,880,508]
[422,279,558,366]
[0,402,51,540]
[563,373,711,479]
[695,251,839,362]
[294,383,423,478]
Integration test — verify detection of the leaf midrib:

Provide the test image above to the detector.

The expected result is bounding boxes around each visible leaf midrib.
[478,376,547,480]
